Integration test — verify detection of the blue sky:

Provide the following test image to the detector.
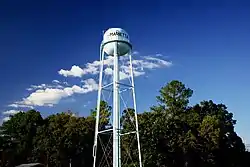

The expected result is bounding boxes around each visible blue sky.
[0,0,250,143]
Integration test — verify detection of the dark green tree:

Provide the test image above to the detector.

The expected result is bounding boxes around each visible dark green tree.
[0,110,43,166]
[0,81,249,167]
[155,80,193,112]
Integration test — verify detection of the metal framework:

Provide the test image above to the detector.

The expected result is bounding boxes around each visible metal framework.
[92,41,142,167]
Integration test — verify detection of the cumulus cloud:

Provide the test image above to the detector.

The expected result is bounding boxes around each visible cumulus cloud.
[26,84,47,91]
[132,57,172,70]
[0,116,12,125]
[5,52,172,109]
[104,68,113,75]
[143,56,172,66]
[120,65,145,77]
[59,54,172,79]
[52,80,69,86]
[27,82,65,91]
[13,78,98,107]
[8,103,34,109]
[52,80,60,83]
[58,65,86,77]
[63,82,69,85]
[58,57,113,78]
[102,55,169,80]
[3,110,21,115]
[104,67,144,80]
[3,117,10,122]
[58,56,114,78]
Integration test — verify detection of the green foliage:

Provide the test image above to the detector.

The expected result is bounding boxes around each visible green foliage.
[90,100,112,129]
[156,80,193,110]
[0,80,249,167]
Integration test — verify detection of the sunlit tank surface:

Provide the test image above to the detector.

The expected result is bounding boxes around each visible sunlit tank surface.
[102,28,132,56]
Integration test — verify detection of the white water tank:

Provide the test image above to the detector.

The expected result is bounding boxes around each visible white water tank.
[102,28,132,56]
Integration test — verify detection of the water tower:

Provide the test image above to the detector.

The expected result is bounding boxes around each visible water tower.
[92,28,142,167]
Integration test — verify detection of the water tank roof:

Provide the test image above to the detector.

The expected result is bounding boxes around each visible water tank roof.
[102,28,131,56]
[103,28,130,43]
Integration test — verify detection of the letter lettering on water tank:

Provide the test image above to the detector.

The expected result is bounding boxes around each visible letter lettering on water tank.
[109,31,128,39]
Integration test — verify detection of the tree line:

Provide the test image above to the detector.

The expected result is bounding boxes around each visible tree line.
[0,80,249,167]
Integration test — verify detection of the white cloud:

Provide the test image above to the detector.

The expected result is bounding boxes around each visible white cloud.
[104,68,113,75]
[58,65,86,77]
[3,110,21,115]
[133,70,145,77]
[104,67,129,80]
[81,78,98,91]
[119,71,129,80]
[26,84,46,91]
[52,80,60,84]
[27,82,65,91]
[8,103,34,109]
[63,82,69,85]
[14,78,98,107]
[132,60,160,69]
[58,56,114,78]
[6,52,172,109]
[103,54,168,80]
[56,85,64,89]
[3,117,10,122]
[131,58,172,70]
[120,65,145,77]
[132,51,139,55]
[143,56,172,67]
[59,54,171,79]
